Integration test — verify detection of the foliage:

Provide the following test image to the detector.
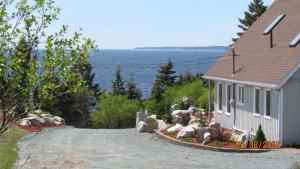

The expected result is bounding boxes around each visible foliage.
[165,131,178,137]
[197,88,214,114]
[233,0,267,42]
[194,117,207,127]
[0,126,28,169]
[151,59,176,102]
[126,74,142,100]
[0,0,96,134]
[91,94,143,129]
[213,125,231,142]
[79,62,102,98]
[215,141,227,147]
[176,72,204,85]
[181,137,193,143]
[254,124,266,148]
[112,65,126,95]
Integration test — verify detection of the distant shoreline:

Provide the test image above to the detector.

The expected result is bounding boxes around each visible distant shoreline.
[134,46,228,50]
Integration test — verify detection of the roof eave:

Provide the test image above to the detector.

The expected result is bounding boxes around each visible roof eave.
[202,75,278,89]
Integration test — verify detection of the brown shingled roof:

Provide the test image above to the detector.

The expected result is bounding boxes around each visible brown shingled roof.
[204,0,300,87]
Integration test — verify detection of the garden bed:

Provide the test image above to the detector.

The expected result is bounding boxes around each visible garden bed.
[156,129,271,153]
[17,124,65,132]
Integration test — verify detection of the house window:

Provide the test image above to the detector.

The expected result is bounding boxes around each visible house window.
[238,85,245,104]
[218,83,223,112]
[265,90,271,117]
[227,84,231,114]
[254,88,260,115]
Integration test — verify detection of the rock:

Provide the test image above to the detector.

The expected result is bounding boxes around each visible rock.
[27,114,38,119]
[137,121,148,133]
[238,131,255,144]
[172,110,189,119]
[19,119,31,127]
[40,113,52,118]
[53,116,65,125]
[170,104,179,111]
[209,122,220,129]
[181,113,191,126]
[136,112,148,127]
[202,132,212,145]
[176,125,196,138]
[196,127,214,143]
[44,117,55,126]
[157,120,167,130]
[144,116,158,132]
[182,96,195,106]
[189,116,198,125]
[34,109,43,115]
[167,124,183,132]
[188,107,201,116]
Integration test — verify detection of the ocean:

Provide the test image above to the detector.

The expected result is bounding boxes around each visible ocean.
[89,49,227,98]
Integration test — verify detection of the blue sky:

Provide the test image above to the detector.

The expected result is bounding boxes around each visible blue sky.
[50,0,274,49]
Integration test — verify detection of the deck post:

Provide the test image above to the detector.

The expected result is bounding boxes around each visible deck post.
[208,80,211,123]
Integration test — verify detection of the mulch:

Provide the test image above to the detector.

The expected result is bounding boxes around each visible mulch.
[17,124,65,132]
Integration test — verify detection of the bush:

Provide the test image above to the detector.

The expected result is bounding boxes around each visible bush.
[254,124,267,148]
[91,94,143,129]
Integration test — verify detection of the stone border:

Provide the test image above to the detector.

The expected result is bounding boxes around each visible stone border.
[154,130,271,153]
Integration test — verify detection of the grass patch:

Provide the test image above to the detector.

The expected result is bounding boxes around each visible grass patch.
[0,125,28,169]
[215,141,227,147]
[165,131,178,137]
[181,137,193,143]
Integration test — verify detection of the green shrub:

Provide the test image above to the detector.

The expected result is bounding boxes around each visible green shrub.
[181,137,193,143]
[90,94,143,129]
[255,124,266,148]
[215,141,227,147]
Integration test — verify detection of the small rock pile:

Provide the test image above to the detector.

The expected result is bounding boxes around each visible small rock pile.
[136,112,168,133]
[19,110,65,128]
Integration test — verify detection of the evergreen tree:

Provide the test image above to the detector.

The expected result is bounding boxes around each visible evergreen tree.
[112,65,126,95]
[126,74,142,100]
[254,124,267,148]
[151,59,176,102]
[233,0,267,42]
[79,62,102,98]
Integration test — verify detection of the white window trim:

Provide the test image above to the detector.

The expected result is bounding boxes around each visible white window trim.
[253,87,261,117]
[226,83,232,115]
[264,89,272,119]
[217,82,223,114]
[237,85,245,106]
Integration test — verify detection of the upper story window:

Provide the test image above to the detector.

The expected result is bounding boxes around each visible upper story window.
[238,85,245,104]
[218,83,223,112]
[254,88,260,115]
[265,90,271,117]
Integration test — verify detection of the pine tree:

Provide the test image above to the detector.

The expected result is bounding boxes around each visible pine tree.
[233,0,267,42]
[151,59,176,101]
[126,74,142,100]
[112,65,126,95]
[255,124,267,148]
[80,62,102,98]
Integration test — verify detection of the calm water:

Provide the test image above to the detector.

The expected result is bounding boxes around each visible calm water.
[89,49,226,98]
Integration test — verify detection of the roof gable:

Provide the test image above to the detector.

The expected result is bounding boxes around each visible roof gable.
[205,0,300,87]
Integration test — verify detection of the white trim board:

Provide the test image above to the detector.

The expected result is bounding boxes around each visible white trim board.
[203,76,277,88]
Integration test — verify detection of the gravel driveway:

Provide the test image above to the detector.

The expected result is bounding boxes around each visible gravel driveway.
[15,127,300,169]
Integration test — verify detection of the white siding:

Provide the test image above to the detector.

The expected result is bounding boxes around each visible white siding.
[214,81,279,141]
[282,69,300,145]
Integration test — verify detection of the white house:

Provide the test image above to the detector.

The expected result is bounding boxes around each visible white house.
[203,0,300,146]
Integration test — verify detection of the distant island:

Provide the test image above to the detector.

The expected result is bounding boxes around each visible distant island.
[134,46,228,50]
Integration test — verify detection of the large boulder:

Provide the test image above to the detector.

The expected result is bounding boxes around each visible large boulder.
[43,117,55,126]
[136,112,148,127]
[209,122,220,129]
[202,132,213,145]
[196,127,214,143]
[167,124,183,132]
[182,96,195,106]
[172,110,189,119]
[40,113,52,118]
[238,131,255,144]
[19,119,31,127]
[144,116,158,132]
[157,120,167,130]
[176,125,196,139]
[188,107,201,116]
[53,116,65,125]
[34,109,43,115]
[137,121,148,133]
